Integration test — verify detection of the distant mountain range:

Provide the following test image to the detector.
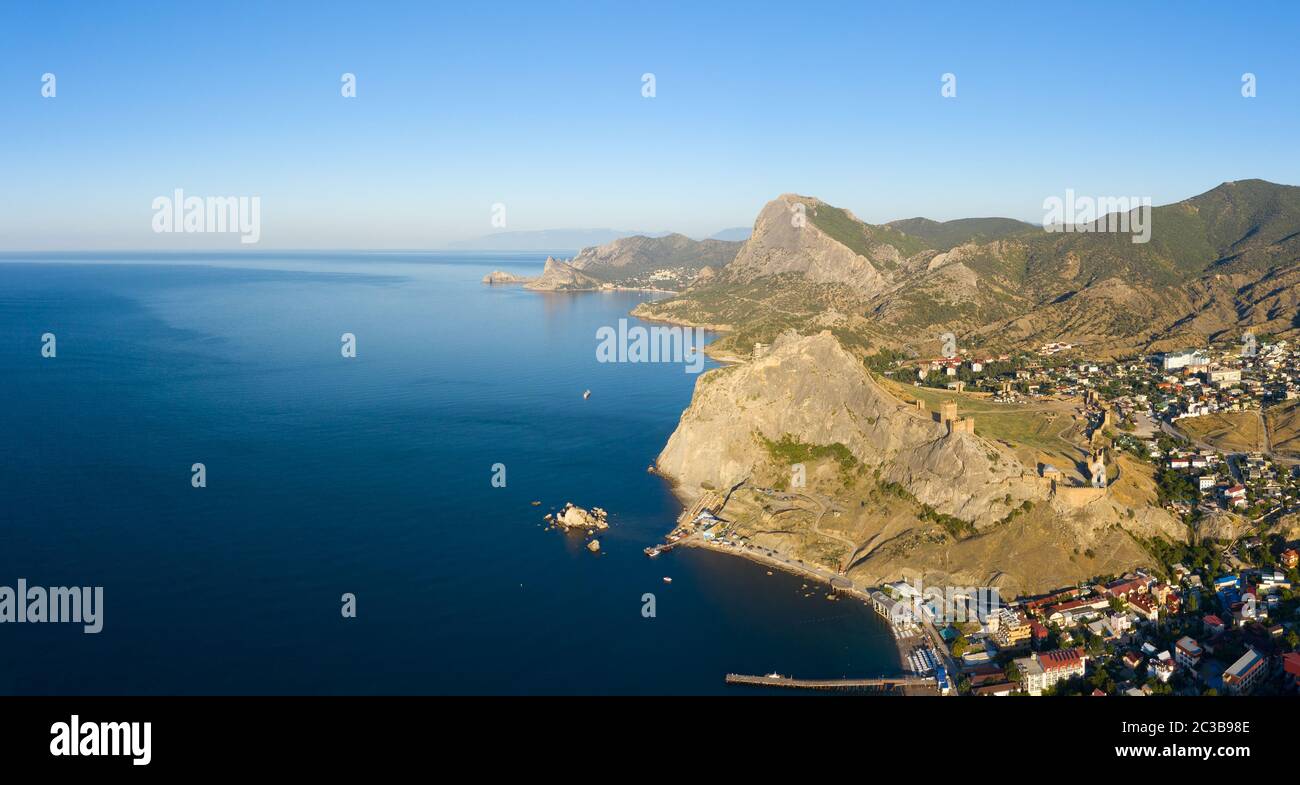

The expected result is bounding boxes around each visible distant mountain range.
[451,226,751,251]
[635,179,1300,359]
[707,227,753,242]
[449,228,665,251]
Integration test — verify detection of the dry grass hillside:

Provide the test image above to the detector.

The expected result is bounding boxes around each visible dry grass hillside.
[1176,411,1267,453]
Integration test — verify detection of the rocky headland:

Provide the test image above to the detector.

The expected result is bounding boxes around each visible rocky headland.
[653,329,1184,597]
[524,257,606,291]
[482,270,534,284]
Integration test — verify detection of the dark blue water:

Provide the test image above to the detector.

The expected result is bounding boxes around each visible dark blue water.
[0,253,897,694]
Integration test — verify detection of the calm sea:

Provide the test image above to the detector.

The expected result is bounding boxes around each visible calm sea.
[0,252,898,694]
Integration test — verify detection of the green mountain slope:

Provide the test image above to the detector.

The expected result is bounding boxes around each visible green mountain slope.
[636,179,1300,357]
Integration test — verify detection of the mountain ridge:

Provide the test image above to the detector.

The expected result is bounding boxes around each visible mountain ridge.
[636,179,1300,358]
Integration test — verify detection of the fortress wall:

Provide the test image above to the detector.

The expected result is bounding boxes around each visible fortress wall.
[1052,485,1107,509]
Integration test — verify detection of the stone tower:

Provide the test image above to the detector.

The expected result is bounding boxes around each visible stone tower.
[938,399,974,436]
[1087,448,1108,488]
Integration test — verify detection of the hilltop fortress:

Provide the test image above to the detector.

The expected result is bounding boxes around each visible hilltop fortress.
[652,330,1176,595]
[909,397,975,435]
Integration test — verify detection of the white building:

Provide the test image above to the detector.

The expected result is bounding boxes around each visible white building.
[1162,350,1208,371]
[1207,368,1242,384]
[1223,648,1267,695]
[1174,636,1202,668]
[1015,648,1087,696]
[1150,651,1176,682]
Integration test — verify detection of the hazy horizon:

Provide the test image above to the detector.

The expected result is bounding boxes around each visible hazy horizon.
[3,177,1294,254]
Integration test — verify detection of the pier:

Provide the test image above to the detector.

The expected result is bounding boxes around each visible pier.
[650,487,728,555]
[724,673,938,694]
[676,490,725,528]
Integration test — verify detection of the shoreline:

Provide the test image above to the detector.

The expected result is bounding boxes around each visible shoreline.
[522,283,683,295]
[626,302,742,363]
[676,538,915,674]
[625,304,735,333]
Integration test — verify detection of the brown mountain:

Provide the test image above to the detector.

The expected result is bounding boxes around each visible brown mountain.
[568,233,741,291]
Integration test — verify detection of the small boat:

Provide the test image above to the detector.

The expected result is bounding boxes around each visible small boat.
[644,547,661,557]
[582,389,591,399]
[663,577,672,583]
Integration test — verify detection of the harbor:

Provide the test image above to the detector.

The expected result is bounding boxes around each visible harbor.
[653,487,956,695]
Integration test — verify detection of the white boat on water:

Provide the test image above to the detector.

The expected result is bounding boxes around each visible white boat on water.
[582,389,591,399]
[663,577,672,583]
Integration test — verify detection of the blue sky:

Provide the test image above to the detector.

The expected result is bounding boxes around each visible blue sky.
[1,0,1298,249]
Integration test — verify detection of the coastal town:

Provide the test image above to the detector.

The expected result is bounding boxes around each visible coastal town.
[662,498,1300,696]
[904,336,1300,695]
[658,335,1300,696]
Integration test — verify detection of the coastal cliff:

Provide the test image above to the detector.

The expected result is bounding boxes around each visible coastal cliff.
[655,330,1183,596]
[657,330,1044,524]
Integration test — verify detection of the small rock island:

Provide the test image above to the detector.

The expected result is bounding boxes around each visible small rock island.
[552,503,609,532]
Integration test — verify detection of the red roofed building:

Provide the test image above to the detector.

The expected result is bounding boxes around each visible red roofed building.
[1283,653,1300,688]
[1282,548,1299,570]
[1024,588,1082,615]
[1175,636,1203,668]
[1203,615,1226,636]
[1128,593,1159,621]
[1028,620,1049,648]
[1016,648,1087,696]
[1046,596,1111,625]
[1105,577,1148,599]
